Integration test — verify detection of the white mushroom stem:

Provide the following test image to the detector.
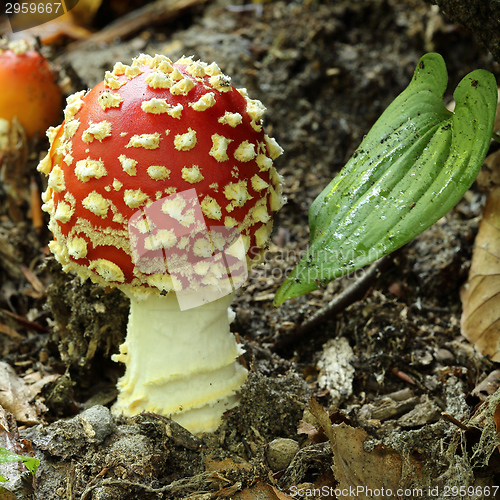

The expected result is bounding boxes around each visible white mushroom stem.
[111,291,247,434]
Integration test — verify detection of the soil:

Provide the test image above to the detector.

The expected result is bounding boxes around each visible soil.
[0,0,500,499]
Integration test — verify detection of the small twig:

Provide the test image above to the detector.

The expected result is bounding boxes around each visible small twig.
[272,253,395,354]
[440,413,473,432]
[69,0,210,50]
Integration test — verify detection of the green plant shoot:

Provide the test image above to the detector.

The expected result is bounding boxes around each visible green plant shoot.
[0,447,39,481]
[274,53,497,306]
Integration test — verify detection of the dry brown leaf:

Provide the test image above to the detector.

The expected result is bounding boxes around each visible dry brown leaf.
[8,0,102,32]
[215,482,243,498]
[472,370,500,400]
[331,426,412,500]
[461,187,500,362]
[233,482,294,500]
[308,398,422,500]
[297,420,328,444]
[308,399,335,443]
[7,0,100,44]
[11,18,94,45]
[0,362,59,424]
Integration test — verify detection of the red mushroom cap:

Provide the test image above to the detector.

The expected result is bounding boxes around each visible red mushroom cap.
[38,54,284,296]
[0,40,61,138]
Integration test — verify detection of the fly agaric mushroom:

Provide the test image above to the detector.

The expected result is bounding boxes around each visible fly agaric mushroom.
[0,40,61,138]
[37,54,285,433]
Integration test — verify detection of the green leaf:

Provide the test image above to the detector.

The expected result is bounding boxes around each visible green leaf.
[274,53,497,306]
[0,447,39,480]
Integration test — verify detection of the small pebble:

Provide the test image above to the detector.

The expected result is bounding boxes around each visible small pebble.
[434,348,455,364]
[266,438,299,472]
[78,405,115,443]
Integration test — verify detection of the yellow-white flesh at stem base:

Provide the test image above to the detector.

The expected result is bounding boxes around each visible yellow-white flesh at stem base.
[111,291,247,434]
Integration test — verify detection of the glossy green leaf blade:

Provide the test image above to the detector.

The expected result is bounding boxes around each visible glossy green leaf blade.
[308,53,451,240]
[274,54,497,306]
[0,447,39,480]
